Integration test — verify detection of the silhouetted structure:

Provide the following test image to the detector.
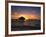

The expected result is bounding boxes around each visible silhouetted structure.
[18,17,25,21]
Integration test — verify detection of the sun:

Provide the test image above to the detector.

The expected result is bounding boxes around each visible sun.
[19,15,29,20]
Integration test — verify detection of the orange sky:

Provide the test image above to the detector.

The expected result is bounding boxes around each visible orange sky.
[11,12,40,20]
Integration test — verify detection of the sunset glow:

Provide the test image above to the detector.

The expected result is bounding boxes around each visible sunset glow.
[19,15,29,19]
[11,13,40,20]
[11,6,40,20]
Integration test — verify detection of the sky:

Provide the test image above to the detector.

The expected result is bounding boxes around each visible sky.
[11,6,41,19]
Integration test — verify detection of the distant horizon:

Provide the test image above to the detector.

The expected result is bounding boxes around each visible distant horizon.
[11,17,40,20]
